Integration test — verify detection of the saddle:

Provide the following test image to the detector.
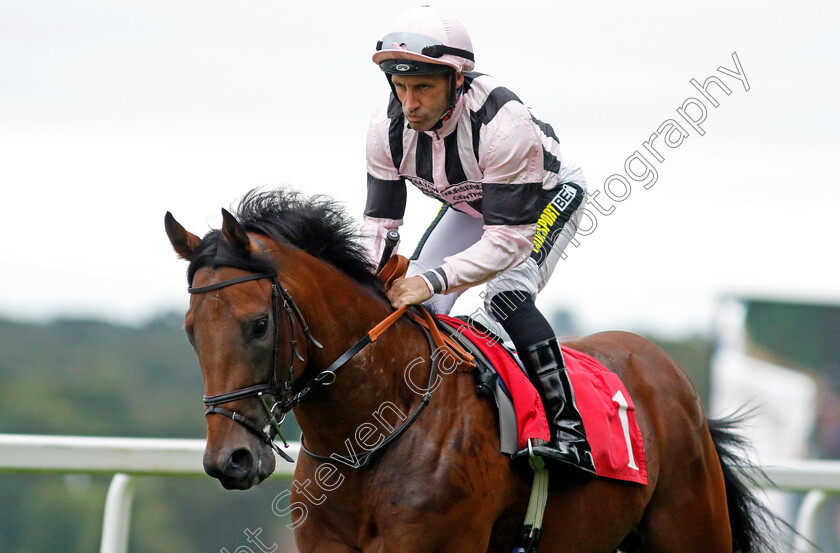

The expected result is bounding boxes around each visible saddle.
[377,255,647,485]
[437,314,648,485]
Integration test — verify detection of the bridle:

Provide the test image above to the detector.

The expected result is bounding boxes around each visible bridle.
[188,261,473,468]
[189,270,322,463]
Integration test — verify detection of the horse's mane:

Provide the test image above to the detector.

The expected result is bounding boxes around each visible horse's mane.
[187,188,379,288]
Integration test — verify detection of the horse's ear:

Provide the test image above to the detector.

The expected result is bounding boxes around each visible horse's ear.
[221,208,258,255]
[164,212,201,261]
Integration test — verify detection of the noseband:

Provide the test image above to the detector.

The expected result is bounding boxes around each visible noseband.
[189,270,322,463]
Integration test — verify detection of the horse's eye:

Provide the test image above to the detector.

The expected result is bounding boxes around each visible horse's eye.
[252,318,270,338]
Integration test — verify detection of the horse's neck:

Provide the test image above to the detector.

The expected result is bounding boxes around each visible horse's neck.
[276,248,433,452]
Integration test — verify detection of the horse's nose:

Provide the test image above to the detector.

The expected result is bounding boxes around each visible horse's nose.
[204,447,254,484]
[226,448,254,477]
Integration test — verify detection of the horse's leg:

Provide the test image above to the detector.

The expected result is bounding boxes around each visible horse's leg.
[634,428,732,552]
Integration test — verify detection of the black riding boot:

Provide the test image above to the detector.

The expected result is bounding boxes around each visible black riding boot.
[510,337,596,474]
[490,291,596,474]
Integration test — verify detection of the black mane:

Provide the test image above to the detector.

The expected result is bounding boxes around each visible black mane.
[187,188,379,287]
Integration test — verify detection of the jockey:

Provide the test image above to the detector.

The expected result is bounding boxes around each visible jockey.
[362,5,595,475]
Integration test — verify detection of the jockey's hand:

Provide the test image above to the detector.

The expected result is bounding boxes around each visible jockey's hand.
[387,276,433,309]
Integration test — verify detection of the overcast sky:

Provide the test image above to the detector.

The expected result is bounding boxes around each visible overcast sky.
[2,0,838,337]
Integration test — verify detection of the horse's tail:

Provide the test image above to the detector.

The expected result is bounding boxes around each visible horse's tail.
[708,415,791,553]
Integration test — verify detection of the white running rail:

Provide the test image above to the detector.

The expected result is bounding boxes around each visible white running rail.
[0,434,837,553]
[0,434,298,553]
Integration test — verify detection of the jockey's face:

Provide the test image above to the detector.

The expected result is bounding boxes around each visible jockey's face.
[391,72,463,132]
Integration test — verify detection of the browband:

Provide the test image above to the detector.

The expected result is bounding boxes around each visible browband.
[188,272,278,294]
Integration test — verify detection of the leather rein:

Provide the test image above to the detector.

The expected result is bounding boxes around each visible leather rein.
[189,256,474,466]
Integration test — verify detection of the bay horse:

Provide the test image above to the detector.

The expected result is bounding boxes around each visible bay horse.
[165,188,780,553]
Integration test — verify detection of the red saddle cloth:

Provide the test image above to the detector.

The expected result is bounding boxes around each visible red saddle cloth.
[437,314,647,485]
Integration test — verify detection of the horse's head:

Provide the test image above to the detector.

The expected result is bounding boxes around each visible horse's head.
[165,209,294,489]
[166,190,387,489]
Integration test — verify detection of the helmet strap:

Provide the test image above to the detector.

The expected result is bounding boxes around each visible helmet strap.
[429,69,458,131]
[385,73,399,103]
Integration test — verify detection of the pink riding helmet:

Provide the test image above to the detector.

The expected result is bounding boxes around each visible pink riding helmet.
[373,5,475,75]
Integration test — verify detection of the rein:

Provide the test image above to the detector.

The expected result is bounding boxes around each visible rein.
[190,255,474,466]
[298,322,441,469]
